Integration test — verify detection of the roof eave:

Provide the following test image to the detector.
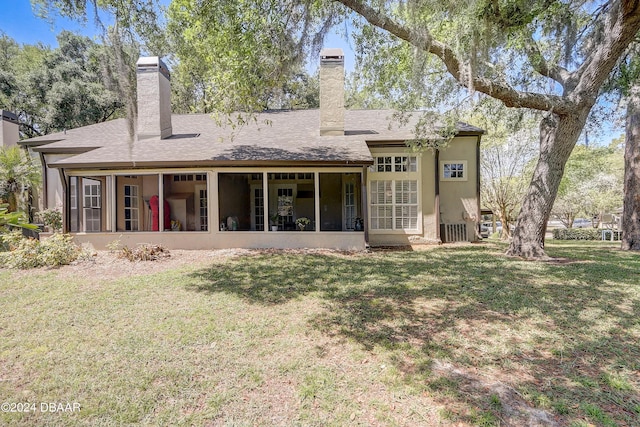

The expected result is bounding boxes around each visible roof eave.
[33,146,102,154]
[49,159,374,169]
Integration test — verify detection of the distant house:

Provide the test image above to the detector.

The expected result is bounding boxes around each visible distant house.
[19,49,483,250]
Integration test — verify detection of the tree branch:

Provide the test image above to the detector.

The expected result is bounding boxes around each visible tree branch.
[337,0,575,114]
[522,35,571,87]
[573,0,640,99]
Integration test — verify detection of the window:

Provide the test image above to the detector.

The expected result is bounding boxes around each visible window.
[370,152,420,231]
[370,179,418,230]
[173,174,206,182]
[441,161,467,181]
[375,156,418,173]
[219,173,264,231]
[164,173,209,231]
[116,175,159,232]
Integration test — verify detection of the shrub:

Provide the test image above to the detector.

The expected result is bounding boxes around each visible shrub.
[552,228,601,240]
[0,232,80,269]
[36,208,62,232]
[117,244,170,262]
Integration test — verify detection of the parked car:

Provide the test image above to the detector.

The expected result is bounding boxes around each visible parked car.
[480,223,490,238]
[572,218,592,228]
[481,221,509,236]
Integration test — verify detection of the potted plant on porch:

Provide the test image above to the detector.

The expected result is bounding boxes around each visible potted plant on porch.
[295,217,311,231]
[270,212,280,231]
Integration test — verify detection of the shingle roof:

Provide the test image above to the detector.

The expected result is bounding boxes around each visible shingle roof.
[25,109,483,168]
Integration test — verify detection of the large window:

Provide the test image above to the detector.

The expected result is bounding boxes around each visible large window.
[267,173,315,231]
[370,180,418,230]
[218,173,263,231]
[319,173,362,231]
[369,153,420,232]
[116,175,159,231]
[163,173,209,231]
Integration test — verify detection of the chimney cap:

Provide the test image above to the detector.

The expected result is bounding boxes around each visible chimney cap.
[320,48,344,62]
[136,56,170,80]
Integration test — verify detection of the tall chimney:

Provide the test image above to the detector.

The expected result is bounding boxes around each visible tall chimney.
[319,48,345,136]
[0,110,19,148]
[136,56,172,140]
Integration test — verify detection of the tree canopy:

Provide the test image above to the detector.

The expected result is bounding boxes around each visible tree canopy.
[0,31,124,137]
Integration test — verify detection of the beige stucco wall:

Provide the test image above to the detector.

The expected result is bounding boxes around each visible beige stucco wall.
[44,153,76,210]
[367,135,480,246]
[367,147,437,246]
[438,136,480,242]
[62,231,366,251]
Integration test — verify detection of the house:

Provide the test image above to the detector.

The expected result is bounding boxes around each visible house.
[19,49,483,250]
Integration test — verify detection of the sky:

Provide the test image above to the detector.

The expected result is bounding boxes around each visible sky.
[0,2,104,47]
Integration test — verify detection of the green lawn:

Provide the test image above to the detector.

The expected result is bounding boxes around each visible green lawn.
[0,241,638,426]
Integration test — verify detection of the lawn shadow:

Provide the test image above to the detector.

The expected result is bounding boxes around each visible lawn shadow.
[187,244,640,425]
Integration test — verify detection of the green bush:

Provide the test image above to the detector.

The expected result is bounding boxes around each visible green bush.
[552,228,601,240]
[36,208,63,232]
[0,232,80,269]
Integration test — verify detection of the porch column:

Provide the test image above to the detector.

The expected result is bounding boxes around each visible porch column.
[211,171,220,232]
[263,172,269,232]
[111,174,116,232]
[314,172,320,233]
[158,174,164,233]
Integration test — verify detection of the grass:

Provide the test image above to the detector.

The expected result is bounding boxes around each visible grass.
[0,240,639,426]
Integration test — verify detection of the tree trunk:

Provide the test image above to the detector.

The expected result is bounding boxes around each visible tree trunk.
[507,111,590,258]
[622,83,640,250]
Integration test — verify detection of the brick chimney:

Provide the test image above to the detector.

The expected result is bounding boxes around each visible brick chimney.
[136,56,172,140]
[319,48,345,136]
[0,110,19,147]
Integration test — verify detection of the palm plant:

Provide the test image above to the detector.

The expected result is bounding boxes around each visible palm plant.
[0,146,41,213]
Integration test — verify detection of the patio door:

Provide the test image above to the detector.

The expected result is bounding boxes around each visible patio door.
[83,178,102,232]
[117,176,143,231]
[270,185,295,229]
[195,184,208,231]
[250,185,264,231]
[344,178,357,230]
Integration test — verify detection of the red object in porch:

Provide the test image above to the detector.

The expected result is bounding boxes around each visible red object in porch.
[149,195,171,231]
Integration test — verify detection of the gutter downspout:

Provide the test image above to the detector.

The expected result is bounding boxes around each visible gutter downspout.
[39,152,48,210]
[476,136,481,239]
[435,149,441,243]
[362,165,369,247]
[58,168,68,233]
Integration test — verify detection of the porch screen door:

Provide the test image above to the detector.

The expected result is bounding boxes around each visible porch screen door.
[83,178,101,232]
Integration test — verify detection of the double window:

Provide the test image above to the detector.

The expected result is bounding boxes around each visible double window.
[370,154,419,231]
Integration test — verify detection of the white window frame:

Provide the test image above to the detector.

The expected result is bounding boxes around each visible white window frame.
[123,184,140,231]
[369,152,421,233]
[440,160,468,181]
